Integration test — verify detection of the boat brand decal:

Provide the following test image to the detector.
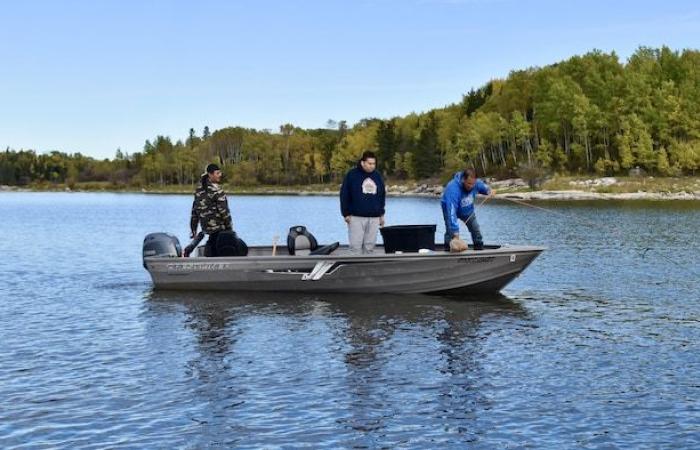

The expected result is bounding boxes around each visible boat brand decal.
[167,262,238,273]
[459,256,495,264]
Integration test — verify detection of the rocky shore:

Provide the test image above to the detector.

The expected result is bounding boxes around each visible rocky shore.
[390,177,700,201]
[383,178,700,200]
[497,190,700,201]
[4,177,700,200]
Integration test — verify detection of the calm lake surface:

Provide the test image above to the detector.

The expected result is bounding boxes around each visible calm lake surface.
[0,192,698,449]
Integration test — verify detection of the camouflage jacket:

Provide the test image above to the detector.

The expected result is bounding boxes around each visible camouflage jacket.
[190,180,233,234]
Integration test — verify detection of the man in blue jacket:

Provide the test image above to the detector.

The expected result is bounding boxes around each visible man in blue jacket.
[441,168,495,251]
[340,151,386,254]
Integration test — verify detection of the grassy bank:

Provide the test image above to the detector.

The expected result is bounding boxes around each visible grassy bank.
[537,176,700,194]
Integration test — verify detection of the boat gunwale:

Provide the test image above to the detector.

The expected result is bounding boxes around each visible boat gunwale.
[144,244,546,265]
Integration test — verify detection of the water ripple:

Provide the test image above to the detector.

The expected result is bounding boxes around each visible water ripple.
[1,194,699,448]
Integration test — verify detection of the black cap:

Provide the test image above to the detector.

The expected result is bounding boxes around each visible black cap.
[206,163,221,174]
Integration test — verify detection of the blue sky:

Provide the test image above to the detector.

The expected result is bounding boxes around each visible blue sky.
[1,0,699,159]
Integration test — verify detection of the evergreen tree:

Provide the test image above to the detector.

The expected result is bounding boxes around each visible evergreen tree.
[376,120,397,174]
[414,112,441,178]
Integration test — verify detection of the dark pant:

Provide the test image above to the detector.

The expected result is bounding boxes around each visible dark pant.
[442,205,483,250]
[205,231,220,257]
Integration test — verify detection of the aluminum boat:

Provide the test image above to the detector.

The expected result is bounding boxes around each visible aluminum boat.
[142,232,544,294]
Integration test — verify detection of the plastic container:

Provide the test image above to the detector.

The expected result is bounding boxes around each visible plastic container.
[380,225,436,253]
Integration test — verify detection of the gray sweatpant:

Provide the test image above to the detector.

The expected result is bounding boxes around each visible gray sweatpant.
[348,216,380,254]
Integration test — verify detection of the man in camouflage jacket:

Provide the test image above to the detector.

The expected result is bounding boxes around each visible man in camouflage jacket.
[190,163,233,256]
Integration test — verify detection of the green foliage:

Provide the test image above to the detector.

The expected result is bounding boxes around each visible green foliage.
[517,163,546,189]
[594,158,619,176]
[668,139,700,174]
[375,120,397,174]
[227,160,257,186]
[403,152,416,179]
[331,121,378,176]
[414,112,441,178]
[3,46,700,188]
[461,83,493,116]
[656,147,672,175]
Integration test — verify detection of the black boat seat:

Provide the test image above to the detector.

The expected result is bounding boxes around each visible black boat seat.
[287,225,338,256]
[310,242,340,256]
[215,231,248,257]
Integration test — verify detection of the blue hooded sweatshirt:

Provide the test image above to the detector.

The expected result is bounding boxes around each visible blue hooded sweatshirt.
[440,172,491,234]
[340,164,386,218]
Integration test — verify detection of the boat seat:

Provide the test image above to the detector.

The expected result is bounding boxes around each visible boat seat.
[287,225,338,256]
[216,231,248,257]
[310,242,340,256]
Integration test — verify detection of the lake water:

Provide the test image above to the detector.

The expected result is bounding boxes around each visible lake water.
[0,192,698,449]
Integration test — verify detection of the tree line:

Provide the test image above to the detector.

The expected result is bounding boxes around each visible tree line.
[2,46,699,188]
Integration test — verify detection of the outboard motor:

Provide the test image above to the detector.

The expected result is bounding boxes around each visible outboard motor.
[143,233,182,268]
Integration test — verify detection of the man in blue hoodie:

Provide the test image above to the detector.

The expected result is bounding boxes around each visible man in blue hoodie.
[441,168,495,251]
[340,151,386,254]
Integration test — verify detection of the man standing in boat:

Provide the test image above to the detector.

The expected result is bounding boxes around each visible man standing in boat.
[441,168,495,251]
[340,150,386,254]
[190,163,233,257]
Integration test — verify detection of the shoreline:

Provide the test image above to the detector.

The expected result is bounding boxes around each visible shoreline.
[2,186,700,201]
[3,176,700,201]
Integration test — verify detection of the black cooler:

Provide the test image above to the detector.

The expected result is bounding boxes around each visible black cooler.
[379,224,436,253]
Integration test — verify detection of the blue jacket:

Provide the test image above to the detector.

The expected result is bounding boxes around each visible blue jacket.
[340,164,386,217]
[440,172,491,234]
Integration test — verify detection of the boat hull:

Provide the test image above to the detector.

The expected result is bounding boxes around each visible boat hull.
[144,245,544,294]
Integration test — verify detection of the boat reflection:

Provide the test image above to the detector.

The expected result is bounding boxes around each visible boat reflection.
[142,290,531,443]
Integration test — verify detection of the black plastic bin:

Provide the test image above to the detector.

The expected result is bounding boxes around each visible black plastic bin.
[380,224,436,253]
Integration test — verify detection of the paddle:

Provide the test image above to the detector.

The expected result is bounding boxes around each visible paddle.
[271,234,280,256]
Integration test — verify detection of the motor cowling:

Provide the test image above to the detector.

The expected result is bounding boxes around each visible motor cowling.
[143,233,182,267]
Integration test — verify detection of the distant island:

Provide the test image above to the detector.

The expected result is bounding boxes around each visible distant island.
[2,46,699,200]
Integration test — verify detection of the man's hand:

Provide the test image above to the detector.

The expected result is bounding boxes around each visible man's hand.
[344,216,351,224]
[379,215,385,227]
[489,188,497,197]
